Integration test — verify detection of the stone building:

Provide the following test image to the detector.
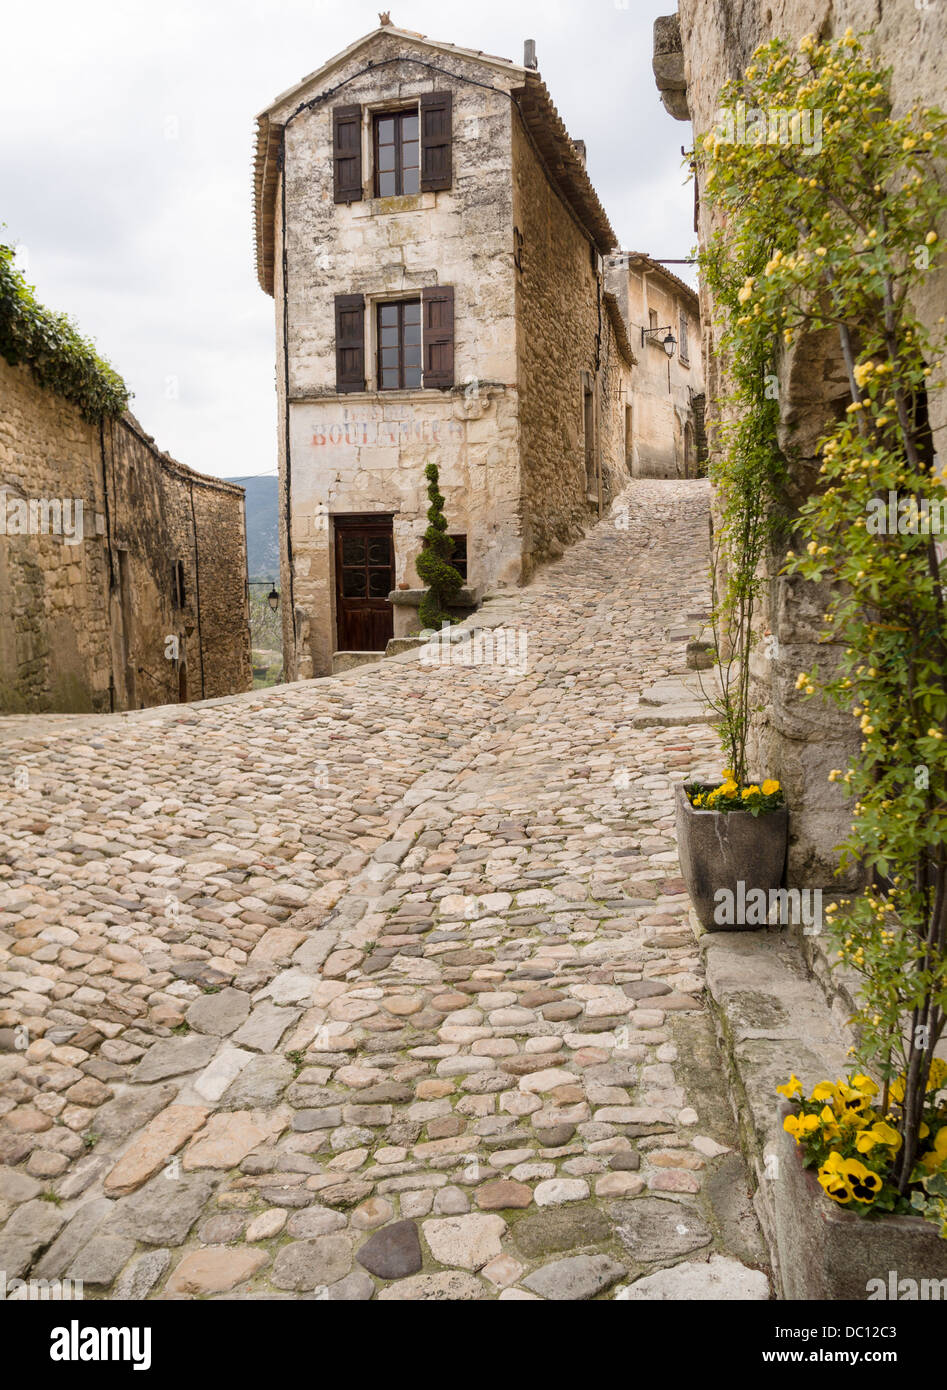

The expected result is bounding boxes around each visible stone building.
[0,354,252,713]
[653,1,947,884]
[606,252,704,479]
[253,21,634,679]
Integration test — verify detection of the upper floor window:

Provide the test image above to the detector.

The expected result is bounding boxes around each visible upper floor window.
[332,92,453,205]
[679,310,690,363]
[378,299,422,390]
[374,111,420,197]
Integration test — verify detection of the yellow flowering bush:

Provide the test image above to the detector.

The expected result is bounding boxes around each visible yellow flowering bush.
[778,1066,947,1233]
[688,772,784,815]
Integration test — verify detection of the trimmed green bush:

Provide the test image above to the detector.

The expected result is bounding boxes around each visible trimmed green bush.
[0,241,129,420]
[416,462,463,630]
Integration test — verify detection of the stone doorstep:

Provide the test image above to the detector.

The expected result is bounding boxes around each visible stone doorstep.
[693,909,854,1298]
[629,706,716,729]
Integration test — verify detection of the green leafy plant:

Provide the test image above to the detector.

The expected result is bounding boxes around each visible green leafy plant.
[698,28,947,1210]
[0,240,129,420]
[416,462,463,631]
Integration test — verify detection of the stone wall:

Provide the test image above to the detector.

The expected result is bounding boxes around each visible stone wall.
[654,1,947,884]
[0,356,251,712]
[606,254,703,479]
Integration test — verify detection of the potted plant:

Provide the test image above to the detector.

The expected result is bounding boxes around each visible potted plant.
[676,774,788,930]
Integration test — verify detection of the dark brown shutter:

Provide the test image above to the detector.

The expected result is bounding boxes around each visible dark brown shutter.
[333,104,363,203]
[420,91,452,192]
[335,293,365,393]
[422,285,454,390]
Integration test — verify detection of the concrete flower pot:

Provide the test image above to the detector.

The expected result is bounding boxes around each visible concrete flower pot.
[674,782,788,931]
[769,1107,947,1299]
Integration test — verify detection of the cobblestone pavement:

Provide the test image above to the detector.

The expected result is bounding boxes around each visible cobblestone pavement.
[0,479,771,1301]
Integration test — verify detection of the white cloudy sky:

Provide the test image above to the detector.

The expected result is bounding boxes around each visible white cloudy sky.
[0,0,695,481]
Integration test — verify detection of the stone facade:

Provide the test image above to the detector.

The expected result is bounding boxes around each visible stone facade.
[606,253,703,479]
[0,356,252,712]
[254,23,632,679]
[654,2,947,884]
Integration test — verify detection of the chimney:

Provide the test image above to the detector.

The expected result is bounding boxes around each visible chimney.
[574,139,587,167]
[523,39,538,69]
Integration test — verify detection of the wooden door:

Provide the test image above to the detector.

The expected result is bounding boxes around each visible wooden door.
[334,516,395,652]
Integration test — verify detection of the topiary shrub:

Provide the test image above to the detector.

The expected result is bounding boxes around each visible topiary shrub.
[416,462,463,630]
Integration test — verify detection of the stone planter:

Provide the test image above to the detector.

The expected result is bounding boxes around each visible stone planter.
[674,782,788,931]
[770,1107,947,1299]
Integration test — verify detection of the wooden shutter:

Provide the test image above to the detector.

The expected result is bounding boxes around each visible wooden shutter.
[333,104,363,203]
[335,293,365,393]
[420,91,452,192]
[422,285,454,390]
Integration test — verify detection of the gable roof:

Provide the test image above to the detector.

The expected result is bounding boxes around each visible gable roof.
[252,25,617,295]
[615,251,700,314]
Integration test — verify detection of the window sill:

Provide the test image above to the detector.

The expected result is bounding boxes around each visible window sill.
[352,192,436,218]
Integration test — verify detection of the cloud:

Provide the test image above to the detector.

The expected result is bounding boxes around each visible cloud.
[0,0,694,479]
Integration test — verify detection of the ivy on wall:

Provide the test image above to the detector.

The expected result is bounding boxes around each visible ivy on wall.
[0,241,129,420]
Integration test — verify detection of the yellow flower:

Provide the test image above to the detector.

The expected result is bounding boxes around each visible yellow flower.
[777,1074,803,1100]
[810,1081,836,1103]
[921,1127,947,1173]
[817,1152,853,1204]
[761,779,780,796]
[841,1158,883,1203]
[784,1112,820,1140]
[927,1058,947,1093]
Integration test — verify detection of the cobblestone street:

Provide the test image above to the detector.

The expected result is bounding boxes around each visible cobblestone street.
[0,479,770,1300]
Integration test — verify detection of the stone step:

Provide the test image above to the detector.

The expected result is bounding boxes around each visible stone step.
[629,704,716,728]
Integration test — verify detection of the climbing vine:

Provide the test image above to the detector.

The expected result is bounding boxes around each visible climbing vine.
[0,241,129,420]
[697,29,947,1219]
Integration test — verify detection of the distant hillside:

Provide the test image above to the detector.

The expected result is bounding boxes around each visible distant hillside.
[227,475,279,580]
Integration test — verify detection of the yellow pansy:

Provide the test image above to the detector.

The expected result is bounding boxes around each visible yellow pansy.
[784,1111,820,1140]
[776,1074,803,1100]
[761,779,780,795]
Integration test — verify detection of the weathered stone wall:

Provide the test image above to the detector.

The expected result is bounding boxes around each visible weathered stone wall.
[656,0,947,884]
[606,255,703,479]
[512,114,623,573]
[0,356,251,712]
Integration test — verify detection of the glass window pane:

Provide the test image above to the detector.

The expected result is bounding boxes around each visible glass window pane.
[380,326,398,347]
[381,368,399,390]
[404,345,421,368]
[379,304,397,326]
[342,537,366,565]
[377,118,394,144]
[378,146,395,172]
[403,322,420,345]
[402,166,419,195]
[342,569,367,597]
[381,347,399,368]
[403,302,420,324]
[378,171,396,196]
[402,115,418,140]
[405,366,422,389]
[369,570,390,597]
[368,538,391,565]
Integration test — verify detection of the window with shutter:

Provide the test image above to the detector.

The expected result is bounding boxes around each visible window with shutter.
[420,91,452,192]
[679,310,689,363]
[333,105,363,203]
[421,285,454,390]
[335,293,365,393]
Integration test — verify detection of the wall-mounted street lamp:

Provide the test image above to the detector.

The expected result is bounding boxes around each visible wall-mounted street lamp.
[267,587,280,613]
[641,325,678,358]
